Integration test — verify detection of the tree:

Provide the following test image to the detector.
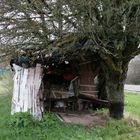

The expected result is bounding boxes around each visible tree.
[0,0,140,119]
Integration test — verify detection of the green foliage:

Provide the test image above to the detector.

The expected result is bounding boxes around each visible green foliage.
[39,113,62,128]
[8,110,62,129]
[0,0,139,58]
[9,112,34,128]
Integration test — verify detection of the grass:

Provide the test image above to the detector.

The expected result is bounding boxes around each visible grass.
[125,92,140,118]
[0,78,140,140]
[0,75,13,96]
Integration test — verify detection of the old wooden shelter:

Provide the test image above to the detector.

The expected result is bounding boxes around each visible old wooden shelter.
[11,37,108,120]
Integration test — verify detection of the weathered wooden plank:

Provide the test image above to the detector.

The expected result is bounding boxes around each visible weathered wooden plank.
[11,64,23,113]
[11,64,43,120]
[80,91,98,93]
[79,93,109,106]
[33,64,43,120]
[80,85,96,87]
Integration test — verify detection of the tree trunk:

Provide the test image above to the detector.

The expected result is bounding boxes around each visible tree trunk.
[105,71,126,119]
[98,69,107,100]
[106,62,128,119]
[96,52,130,119]
[100,55,129,119]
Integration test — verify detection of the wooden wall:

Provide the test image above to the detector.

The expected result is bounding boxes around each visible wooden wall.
[11,64,43,120]
[79,62,99,97]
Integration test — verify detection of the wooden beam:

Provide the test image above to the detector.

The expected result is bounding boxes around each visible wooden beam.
[80,84,96,88]
[79,93,109,106]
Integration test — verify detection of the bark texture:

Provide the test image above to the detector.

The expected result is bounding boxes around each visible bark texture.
[98,70,107,100]
[102,59,129,119]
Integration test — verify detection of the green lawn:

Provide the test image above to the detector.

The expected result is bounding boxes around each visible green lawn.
[125,92,140,119]
[0,82,140,140]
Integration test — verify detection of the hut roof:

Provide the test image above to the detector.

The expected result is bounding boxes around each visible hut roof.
[11,35,99,68]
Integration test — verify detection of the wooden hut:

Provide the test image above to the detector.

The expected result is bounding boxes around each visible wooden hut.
[11,37,108,119]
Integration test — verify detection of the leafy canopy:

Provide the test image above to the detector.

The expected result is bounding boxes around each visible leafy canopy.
[0,0,139,62]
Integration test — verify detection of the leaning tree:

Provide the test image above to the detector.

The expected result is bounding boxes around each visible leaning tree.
[0,0,140,119]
